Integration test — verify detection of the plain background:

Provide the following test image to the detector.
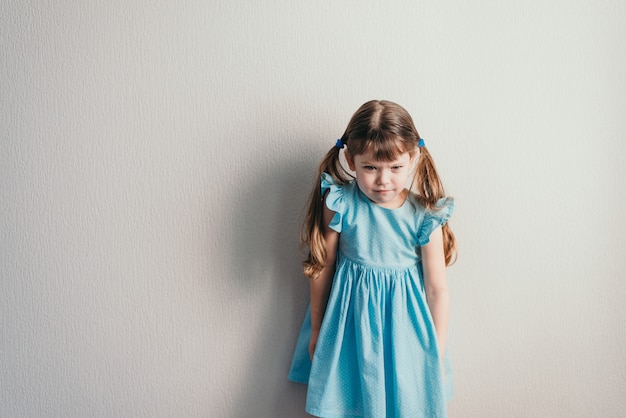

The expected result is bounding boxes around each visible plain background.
[2,1,625,417]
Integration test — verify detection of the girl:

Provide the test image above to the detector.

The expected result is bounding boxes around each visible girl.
[289,100,457,418]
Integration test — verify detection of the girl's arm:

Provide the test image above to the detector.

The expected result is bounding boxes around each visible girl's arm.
[308,200,339,360]
[421,226,450,372]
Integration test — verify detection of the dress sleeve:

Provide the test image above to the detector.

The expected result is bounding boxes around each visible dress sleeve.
[321,172,345,233]
[417,197,455,246]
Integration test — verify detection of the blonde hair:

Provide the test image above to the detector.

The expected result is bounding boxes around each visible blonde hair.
[301,100,457,279]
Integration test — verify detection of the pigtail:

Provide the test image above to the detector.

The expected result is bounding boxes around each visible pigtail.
[414,145,458,266]
[301,143,351,279]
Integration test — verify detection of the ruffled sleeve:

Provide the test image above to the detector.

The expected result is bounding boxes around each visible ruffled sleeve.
[417,197,455,246]
[321,172,345,233]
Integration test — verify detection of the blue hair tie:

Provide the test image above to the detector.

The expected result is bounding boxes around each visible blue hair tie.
[418,138,425,148]
[335,138,345,149]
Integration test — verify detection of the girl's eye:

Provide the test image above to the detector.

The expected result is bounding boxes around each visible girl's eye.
[364,166,376,171]
[392,166,402,170]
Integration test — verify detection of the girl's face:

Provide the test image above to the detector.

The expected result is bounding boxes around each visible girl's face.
[346,150,415,209]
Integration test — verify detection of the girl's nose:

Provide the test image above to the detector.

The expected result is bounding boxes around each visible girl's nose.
[377,170,389,184]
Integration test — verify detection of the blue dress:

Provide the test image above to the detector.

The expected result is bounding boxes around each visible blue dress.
[289,173,455,418]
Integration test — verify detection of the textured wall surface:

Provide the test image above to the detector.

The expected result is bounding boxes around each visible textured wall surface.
[2,1,625,417]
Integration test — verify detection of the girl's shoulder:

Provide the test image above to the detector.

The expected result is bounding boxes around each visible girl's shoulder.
[321,173,355,217]
[321,173,358,233]
[408,193,455,246]
[321,173,357,199]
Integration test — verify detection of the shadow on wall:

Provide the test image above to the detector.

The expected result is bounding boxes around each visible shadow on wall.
[224,142,318,417]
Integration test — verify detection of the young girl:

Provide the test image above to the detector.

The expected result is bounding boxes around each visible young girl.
[289,100,457,418]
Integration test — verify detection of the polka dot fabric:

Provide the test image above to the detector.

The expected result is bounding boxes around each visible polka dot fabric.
[289,173,454,418]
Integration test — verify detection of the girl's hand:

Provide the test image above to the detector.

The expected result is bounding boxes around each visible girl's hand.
[309,330,320,360]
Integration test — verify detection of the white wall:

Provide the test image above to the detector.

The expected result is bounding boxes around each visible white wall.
[2,1,625,417]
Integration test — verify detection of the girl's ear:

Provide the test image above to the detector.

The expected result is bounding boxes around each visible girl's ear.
[345,151,356,171]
